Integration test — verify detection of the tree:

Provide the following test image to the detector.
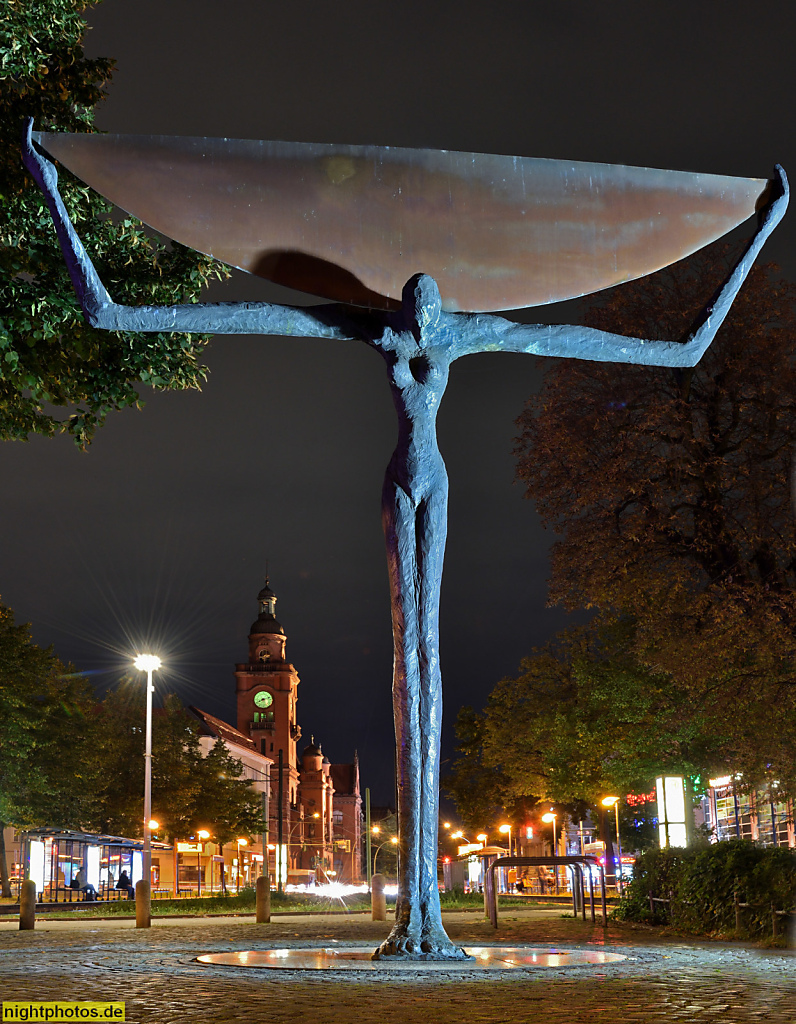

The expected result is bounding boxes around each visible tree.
[0,599,96,895]
[444,706,514,832]
[193,740,266,848]
[466,621,723,801]
[0,0,227,445]
[89,681,265,844]
[514,241,796,783]
[446,612,796,847]
[0,602,264,896]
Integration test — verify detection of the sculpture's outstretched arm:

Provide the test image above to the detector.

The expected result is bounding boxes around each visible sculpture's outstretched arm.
[21,120,359,342]
[448,165,789,368]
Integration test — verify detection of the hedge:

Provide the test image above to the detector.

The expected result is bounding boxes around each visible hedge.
[615,840,796,938]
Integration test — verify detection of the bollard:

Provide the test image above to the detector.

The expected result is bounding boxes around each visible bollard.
[19,880,36,931]
[734,892,742,936]
[256,875,271,923]
[135,879,151,929]
[371,873,386,921]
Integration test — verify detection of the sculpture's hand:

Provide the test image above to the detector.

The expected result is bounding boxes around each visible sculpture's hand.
[758,164,789,228]
[449,164,789,369]
[22,118,60,200]
[675,162,789,366]
[20,119,361,340]
[21,118,117,318]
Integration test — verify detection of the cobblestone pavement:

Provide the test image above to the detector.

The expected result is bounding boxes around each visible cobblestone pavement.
[0,910,793,1023]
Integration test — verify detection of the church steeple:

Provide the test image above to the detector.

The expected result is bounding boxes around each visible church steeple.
[258,577,276,617]
[247,576,287,664]
[251,576,285,637]
[236,574,299,765]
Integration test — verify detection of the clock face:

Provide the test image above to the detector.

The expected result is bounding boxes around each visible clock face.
[254,690,273,709]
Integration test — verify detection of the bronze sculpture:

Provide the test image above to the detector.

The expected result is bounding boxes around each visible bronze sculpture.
[22,122,788,958]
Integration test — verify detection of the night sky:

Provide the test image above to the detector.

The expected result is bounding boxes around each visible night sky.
[3,1,796,805]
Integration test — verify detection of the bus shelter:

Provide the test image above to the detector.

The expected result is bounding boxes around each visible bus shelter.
[19,828,172,903]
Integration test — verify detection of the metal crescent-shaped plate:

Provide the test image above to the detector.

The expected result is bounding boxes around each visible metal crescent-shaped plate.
[36,132,768,312]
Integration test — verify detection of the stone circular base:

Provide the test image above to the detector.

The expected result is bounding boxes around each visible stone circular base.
[196,946,626,972]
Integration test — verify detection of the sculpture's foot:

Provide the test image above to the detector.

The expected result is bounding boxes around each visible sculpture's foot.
[371,924,472,961]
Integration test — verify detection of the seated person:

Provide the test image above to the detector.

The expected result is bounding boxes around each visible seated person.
[73,867,97,900]
[537,865,554,894]
[115,870,135,900]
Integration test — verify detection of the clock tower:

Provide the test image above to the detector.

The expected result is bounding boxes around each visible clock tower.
[235,578,301,825]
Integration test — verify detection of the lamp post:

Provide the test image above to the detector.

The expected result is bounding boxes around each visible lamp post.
[133,653,160,926]
[236,837,248,892]
[476,833,488,849]
[228,761,270,888]
[275,817,311,886]
[601,796,623,895]
[498,823,512,858]
[196,830,210,895]
[373,836,399,877]
[541,812,558,894]
[370,824,381,870]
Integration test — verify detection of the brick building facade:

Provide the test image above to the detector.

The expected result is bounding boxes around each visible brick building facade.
[191,578,363,886]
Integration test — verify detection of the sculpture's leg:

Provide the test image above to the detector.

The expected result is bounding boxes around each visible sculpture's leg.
[374,459,469,960]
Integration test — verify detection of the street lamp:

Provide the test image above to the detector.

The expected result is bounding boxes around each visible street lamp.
[133,653,161,916]
[373,835,399,876]
[236,837,248,892]
[476,833,488,848]
[196,830,210,896]
[541,811,558,894]
[601,796,623,895]
[498,823,512,857]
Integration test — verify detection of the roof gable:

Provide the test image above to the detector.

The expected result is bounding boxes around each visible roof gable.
[188,705,257,752]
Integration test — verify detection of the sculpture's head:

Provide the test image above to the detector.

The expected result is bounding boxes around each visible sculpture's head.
[402,273,441,343]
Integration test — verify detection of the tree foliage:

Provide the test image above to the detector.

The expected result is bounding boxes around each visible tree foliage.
[0,599,96,894]
[89,680,265,844]
[513,242,796,782]
[448,225,796,832]
[444,706,513,832]
[0,595,264,898]
[448,620,718,811]
[0,0,228,445]
[194,739,266,848]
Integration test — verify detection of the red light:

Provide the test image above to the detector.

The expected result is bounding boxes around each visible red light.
[626,790,656,806]
[443,857,450,864]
